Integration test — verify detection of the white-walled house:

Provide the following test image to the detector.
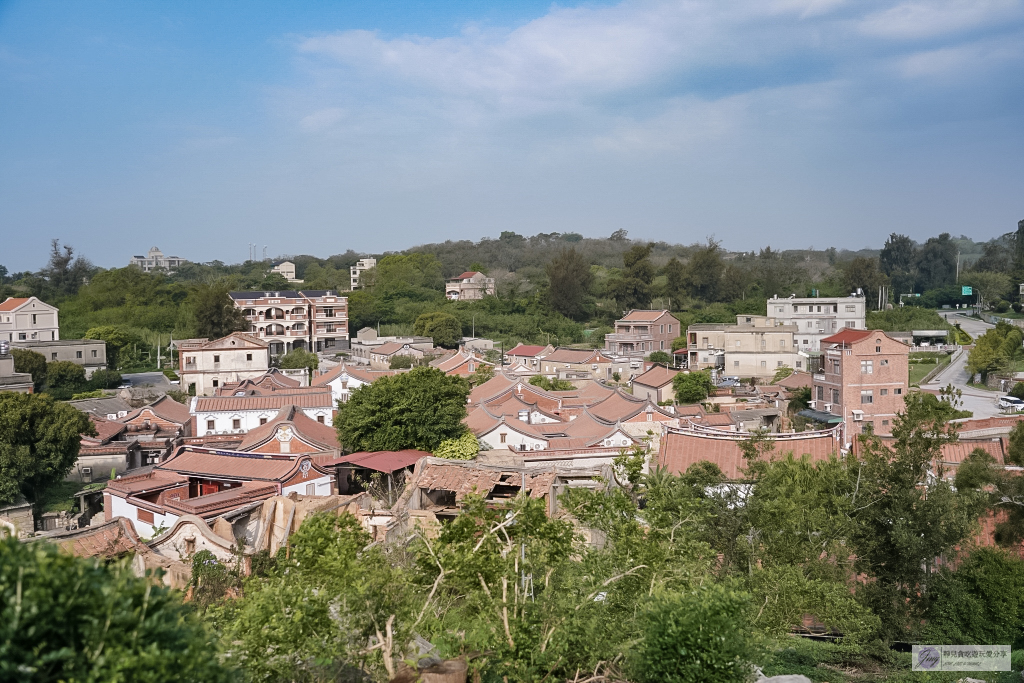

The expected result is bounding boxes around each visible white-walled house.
[178,333,271,396]
[190,388,336,435]
[104,447,333,537]
[312,363,396,404]
[0,297,59,342]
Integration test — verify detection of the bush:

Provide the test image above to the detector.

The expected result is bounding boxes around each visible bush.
[1011,382,1024,401]
[1014,302,1023,314]
[414,311,463,348]
[631,585,754,683]
[995,300,1011,313]
[529,375,575,391]
[389,354,414,369]
[88,368,122,389]
[673,370,715,403]
[11,347,46,390]
[433,431,479,460]
[45,360,87,394]
[647,350,672,364]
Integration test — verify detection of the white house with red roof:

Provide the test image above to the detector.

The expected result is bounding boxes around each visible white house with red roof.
[0,296,59,342]
[190,386,336,435]
[505,343,554,373]
[430,348,493,377]
[445,271,495,300]
[312,363,396,404]
[104,446,333,536]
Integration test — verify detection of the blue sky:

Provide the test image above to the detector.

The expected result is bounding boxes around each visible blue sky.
[1,0,1022,271]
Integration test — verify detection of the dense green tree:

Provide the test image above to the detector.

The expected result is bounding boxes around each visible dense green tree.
[545,247,593,320]
[663,256,686,305]
[915,232,958,291]
[192,282,246,340]
[879,233,917,294]
[0,392,93,506]
[672,370,715,403]
[972,235,1014,274]
[368,253,444,299]
[843,257,888,304]
[1008,421,1024,466]
[961,270,1012,307]
[967,321,1023,380]
[413,311,463,348]
[88,368,122,389]
[41,239,94,298]
[278,348,318,376]
[10,347,46,391]
[925,548,1024,647]
[0,538,232,682]
[45,360,86,395]
[83,325,146,370]
[648,350,672,365]
[433,431,480,460]
[335,367,470,452]
[684,239,725,302]
[609,244,655,312]
[529,374,575,391]
[1015,219,1024,273]
[389,354,414,369]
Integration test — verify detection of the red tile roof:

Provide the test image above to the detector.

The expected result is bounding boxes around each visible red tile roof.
[237,405,339,451]
[449,271,480,280]
[773,372,813,389]
[47,517,145,558]
[543,348,613,364]
[413,460,555,501]
[193,389,333,412]
[618,310,674,322]
[163,482,280,516]
[0,297,30,312]
[821,328,873,346]
[325,449,430,472]
[373,341,413,356]
[632,365,679,389]
[659,428,841,479]
[84,415,127,444]
[158,447,327,482]
[106,469,187,496]
[507,344,548,357]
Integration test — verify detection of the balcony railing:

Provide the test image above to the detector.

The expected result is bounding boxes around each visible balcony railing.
[605,333,654,343]
[813,373,825,382]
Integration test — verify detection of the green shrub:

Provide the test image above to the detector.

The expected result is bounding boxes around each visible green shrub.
[433,431,479,460]
[88,368,122,389]
[389,354,414,369]
[631,585,754,683]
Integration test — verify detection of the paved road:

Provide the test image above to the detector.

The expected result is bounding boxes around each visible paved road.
[121,371,172,389]
[929,313,1001,418]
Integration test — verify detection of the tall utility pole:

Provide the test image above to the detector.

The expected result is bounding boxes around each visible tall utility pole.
[956,250,961,282]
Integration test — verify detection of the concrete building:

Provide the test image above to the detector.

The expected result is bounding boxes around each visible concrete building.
[686,315,802,379]
[13,339,107,378]
[269,260,302,283]
[178,333,271,396]
[631,365,679,404]
[0,341,34,393]
[810,328,910,439]
[767,293,867,352]
[350,257,376,290]
[230,290,349,354]
[129,247,187,273]
[445,271,495,300]
[605,310,680,356]
[348,327,434,364]
[369,341,431,369]
[0,296,59,342]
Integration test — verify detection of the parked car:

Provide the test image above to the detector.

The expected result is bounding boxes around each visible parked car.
[118,380,132,389]
[997,396,1024,411]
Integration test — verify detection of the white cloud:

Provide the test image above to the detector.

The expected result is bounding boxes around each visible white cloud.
[898,34,1024,78]
[860,0,1023,40]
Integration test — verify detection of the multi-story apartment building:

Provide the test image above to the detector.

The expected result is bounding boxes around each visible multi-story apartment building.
[178,333,270,396]
[230,290,348,355]
[129,247,188,273]
[605,310,680,356]
[686,315,802,379]
[0,297,59,342]
[350,258,376,290]
[811,328,909,438]
[767,293,866,352]
[445,272,496,300]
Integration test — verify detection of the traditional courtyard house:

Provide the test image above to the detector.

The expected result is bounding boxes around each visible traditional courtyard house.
[178,333,270,396]
[235,404,340,459]
[605,309,680,356]
[541,348,619,380]
[369,341,429,369]
[216,368,302,395]
[0,296,59,342]
[119,395,193,465]
[104,446,334,536]
[74,416,142,484]
[430,347,493,377]
[190,386,335,436]
[230,290,349,354]
[809,328,910,439]
[631,364,680,404]
[445,271,496,300]
[312,363,395,404]
[505,343,554,373]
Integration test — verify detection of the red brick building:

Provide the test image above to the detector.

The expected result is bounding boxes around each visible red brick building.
[811,329,909,439]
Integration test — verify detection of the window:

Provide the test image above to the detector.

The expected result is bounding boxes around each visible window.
[745,317,752,323]
[761,361,766,368]
[306,483,316,495]
[206,419,215,431]
[51,352,57,360]
[317,415,325,424]
[232,419,241,430]
[323,307,334,317]
[212,379,219,388]
[668,324,672,333]
[862,422,873,434]
[895,388,902,395]
[660,325,664,333]
[807,321,813,328]
[137,508,154,524]
[860,390,873,404]
[880,389,888,396]
[880,359,888,366]
[780,339,786,348]
[736,341,741,347]
[213,354,220,363]
[861,360,873,374]
[796,360,803,368]
[761,339,766,350]
[500,433,507,444]
[803,339,809,345]
[91,350,97,357]
[846,305,856,312]
[18,333,25,340]
[32,314,37,324]
[793,305,799,312]
[259,418,268,425]
[882,420,890,426]
[845,321,855,328]
[816,306,821,313]
[76,351,82,358]
[816,386,824,400]
[831,388,840,403]
[777,361,784,367]
[246,353,253,361]
[661,341,665,349]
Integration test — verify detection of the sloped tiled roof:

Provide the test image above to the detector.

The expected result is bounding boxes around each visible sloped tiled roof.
[158,447,326,482]
[469,372,518,404]
[325,449,430,472]
[125,395,191,424]
[193,388,333,413]
[507,344,548,357]
[106,469,187,496]
[83,415,127,444]
[659,428,840,479]
[449,271,481,280]
[618,310,674,322]
[46,517,145,558]
[0,297,30,312]
[631,365,679,389]
[238,405,338,452]
[821,328,873,346]
[773,372,813,389]
[414,460,555,501]
[543,348,613,364]
[373,341,413,356]
[163,482,279,516]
